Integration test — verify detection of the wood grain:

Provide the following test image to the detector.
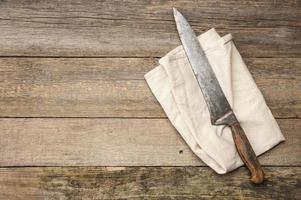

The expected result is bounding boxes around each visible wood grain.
[0,58,300,118]
[230,121,264,184]
[0,118,299,166]
[0,1,299,199]
[0,167,300,200]
[0,0,299,57]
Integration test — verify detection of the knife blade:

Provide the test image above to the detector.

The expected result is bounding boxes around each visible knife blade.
[173,8,264,184]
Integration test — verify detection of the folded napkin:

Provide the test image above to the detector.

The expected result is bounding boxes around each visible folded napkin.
[144,28,285,174]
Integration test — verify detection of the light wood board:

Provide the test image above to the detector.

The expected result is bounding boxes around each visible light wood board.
[0,118,299,166]
[0,58,300,118]
[0,0,299,57]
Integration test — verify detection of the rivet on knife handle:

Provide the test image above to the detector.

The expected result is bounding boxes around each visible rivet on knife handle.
[173,8,264,184]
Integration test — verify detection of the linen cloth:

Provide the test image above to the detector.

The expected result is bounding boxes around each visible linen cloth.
[144,28,285,174]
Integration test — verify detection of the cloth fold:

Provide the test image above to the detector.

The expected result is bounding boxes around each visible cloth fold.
[144,28,285,174]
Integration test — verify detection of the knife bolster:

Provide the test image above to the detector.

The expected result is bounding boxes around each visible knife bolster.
[213,111,237,126]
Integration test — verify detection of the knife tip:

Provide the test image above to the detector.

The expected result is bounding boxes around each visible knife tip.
[173,7,179,16]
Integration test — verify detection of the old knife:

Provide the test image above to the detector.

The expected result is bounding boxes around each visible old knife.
[173,8,264,184]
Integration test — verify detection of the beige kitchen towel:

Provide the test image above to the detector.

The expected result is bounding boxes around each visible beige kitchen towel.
[144,28,285,174]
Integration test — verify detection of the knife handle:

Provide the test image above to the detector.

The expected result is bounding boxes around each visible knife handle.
[230,122,264,184]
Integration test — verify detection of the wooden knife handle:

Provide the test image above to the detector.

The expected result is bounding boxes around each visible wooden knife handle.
[230,122,264,184]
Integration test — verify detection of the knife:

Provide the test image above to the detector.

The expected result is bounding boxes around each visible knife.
[173,8,264,184]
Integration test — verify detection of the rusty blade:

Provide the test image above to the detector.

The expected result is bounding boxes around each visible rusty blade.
[173,8,234,125]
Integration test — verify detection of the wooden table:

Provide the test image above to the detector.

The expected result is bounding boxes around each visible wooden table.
[0,1,300,199]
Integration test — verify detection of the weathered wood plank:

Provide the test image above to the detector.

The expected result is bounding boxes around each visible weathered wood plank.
[0,118,299,166]
[0,58,300,118]
[0,0,299,57]
[0,167,300,199]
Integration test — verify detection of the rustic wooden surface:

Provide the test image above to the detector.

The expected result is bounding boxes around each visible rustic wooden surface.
[0,0,300,199]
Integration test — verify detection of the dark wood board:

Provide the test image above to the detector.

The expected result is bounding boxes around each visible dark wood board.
[0,167,300,200]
